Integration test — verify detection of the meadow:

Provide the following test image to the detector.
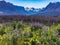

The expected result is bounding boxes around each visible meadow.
[0,21,60,45]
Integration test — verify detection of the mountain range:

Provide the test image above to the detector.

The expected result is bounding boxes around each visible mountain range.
[0,0,60,16]
[38,2,60,16]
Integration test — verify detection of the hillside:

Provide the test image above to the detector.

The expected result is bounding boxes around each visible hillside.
[38,2,60,16]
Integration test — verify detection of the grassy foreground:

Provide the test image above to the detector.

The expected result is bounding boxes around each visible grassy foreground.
[0,22,60,45]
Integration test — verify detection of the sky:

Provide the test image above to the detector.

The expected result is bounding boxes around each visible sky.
[4,0,60,8]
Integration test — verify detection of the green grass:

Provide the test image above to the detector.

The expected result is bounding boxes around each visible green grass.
[0,22,60,45]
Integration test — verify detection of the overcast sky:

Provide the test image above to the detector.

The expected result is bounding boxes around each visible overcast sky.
[5,0,60,8]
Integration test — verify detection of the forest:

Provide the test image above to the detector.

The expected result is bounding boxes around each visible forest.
[0,15,60,45]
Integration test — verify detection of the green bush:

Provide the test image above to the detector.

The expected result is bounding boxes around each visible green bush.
[0,22,60,45]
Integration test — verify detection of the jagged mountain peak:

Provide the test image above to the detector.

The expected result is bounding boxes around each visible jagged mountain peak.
[45,2,60,10]
[0,1,27,15]
[0,1,60,16]
[0,1,39,15]
[38,2,60,16]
